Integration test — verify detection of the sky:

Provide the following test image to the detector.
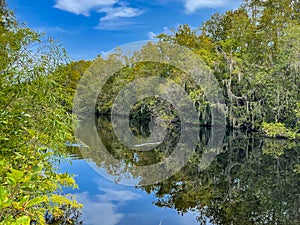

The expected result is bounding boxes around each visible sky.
[8,0,242,60]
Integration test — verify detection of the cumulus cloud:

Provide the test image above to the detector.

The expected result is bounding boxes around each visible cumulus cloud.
[96,6,144,29]
[54,0,144,30]
[182,0,240,14]
[54,0,117,16]
[99,6,144,21]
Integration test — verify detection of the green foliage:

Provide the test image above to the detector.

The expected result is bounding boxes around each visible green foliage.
[262,122,295,139]
[94,59,207,125]
[59,60,92,104]
[73,0,299,137]
[0,1,81,224]
[154,0,300,135]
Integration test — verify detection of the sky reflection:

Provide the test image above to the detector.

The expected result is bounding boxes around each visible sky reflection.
[59,158,202,225]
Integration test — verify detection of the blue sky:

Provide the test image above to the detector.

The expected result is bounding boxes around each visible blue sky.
[9,0,242,60]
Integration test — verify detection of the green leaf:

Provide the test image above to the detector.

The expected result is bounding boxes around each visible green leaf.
[19,195,30,205]
[7,177,16,185]
[9,169,24,182]
[15,215,31,225]
[27,196,47,207]
[0,186,10,208]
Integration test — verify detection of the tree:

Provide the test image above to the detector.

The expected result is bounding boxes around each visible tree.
[156,0,300,136]
[0,2,81,224]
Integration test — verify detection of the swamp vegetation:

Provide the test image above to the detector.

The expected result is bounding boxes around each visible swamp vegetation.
[1,0,300,224]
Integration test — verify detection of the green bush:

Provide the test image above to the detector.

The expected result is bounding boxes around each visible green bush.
[0,1,81,224]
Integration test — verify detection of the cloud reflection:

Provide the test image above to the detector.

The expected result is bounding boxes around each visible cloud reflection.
[98,188,141,202]
[74,187,141,225]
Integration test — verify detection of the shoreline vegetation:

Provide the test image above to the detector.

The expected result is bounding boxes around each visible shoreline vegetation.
[0,1,81,224]
[1,0,300,224]
[66,0,300,140]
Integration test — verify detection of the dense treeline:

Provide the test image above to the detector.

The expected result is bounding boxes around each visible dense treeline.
[66,0,300,139]
[158,0,300,137]
[157,0,300,137]
[0,1,81,224]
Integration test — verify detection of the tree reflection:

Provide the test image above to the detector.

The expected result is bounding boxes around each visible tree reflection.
[71,117,300,225]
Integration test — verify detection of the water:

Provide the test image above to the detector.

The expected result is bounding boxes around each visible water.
[61,117,300,225]
[60,159,200,225]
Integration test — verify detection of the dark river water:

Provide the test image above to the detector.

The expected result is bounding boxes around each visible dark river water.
[60,117,300,225]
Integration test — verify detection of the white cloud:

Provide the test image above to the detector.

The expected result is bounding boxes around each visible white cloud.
[99,6,144,21]
[96,6,144,29]
[54,0,144,30]
[182,0,240,14]
[148,31,157,40]
[34,26,77,34]
[147,26,173,40]
[54,0,117,16]
[96,18,136,30]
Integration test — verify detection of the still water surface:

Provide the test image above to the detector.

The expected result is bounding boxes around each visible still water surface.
[61,117,300,225]
[60,159,201,225]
